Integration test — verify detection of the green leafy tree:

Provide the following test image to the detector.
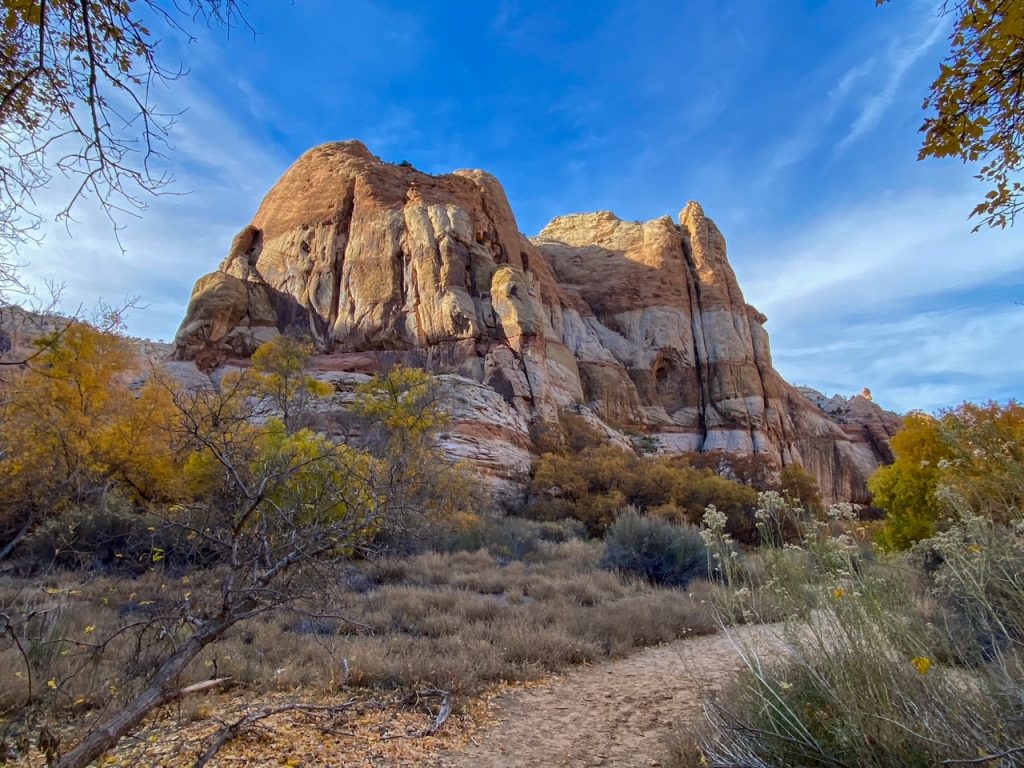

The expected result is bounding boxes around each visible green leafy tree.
[246,334,332,432]
[351,366,477,545]
[352,366,448,438]
[869,402,1024,550]
[870,411,950,550]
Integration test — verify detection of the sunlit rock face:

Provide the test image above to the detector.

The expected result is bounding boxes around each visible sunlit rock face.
[173,141,899,503]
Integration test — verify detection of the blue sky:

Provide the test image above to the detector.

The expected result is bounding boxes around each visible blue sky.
[21,0,1024,413]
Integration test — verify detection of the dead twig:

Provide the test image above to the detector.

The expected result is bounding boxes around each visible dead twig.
[192,700,356,768]
[172,678,233,699]
[943,746,1024,765]
[380,689,452,740]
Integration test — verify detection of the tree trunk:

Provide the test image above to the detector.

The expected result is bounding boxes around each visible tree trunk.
[0,511,33,562]
[56,619,230,768]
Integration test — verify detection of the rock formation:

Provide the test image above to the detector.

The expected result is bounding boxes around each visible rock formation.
[173,141,900,504]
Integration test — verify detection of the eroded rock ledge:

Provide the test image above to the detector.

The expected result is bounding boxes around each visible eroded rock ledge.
[173,141,899,504]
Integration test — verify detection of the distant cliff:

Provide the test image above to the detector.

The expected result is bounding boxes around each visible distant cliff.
[172,141,900,503]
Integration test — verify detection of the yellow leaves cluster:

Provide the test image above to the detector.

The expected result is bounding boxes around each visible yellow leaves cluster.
[351,366,447,438]
[870,411,951,551]
[871,400,1024,549]
[0,323,184,515]
[529,440,759,538]
[243,335,333,430]
[911,0,1024,228]
[0,327,466,566]
[255,420,378,534]
[911,656,932,675]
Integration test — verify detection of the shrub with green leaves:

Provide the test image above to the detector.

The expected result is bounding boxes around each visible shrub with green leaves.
[449,515,587,559]
[600,509,708,587]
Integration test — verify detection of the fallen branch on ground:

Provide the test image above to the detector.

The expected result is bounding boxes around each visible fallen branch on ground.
[192,700,357,768]
[381,689,452,740]
[421,689,452,736]
[174,678,233,699]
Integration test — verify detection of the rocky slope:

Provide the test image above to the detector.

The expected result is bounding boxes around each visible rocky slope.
[172,141,899,504]
[0,305,173,363]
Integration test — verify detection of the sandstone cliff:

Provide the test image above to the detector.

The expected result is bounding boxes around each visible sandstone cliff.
[173,141,899,504]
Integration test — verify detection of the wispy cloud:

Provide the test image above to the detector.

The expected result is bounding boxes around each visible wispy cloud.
[18,79,288,342]
[834,14,947,154]
[739,183,1024,412]
[772,304,1024,413]
[761,60,873,180]
[743,187,1022,322]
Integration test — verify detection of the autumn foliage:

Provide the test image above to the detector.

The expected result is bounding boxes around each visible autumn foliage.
[0,326,470,566]
[0,325,480,768]
[870,401,1024,549]
[0,324,181,550]
[879,0,1024,228]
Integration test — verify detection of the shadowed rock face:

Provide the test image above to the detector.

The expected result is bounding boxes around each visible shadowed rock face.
[173,141,899,504]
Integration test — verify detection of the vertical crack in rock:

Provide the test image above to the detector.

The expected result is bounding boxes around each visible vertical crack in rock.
[678,225,710,440]
[327,181,356,345]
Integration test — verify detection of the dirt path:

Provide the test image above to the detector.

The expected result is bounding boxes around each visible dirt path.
[429,624,780,768]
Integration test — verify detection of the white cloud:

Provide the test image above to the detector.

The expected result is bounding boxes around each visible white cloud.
[17,79,290,342]
[772,304,1024,413]
[761,60,873,180]
[739,184,1024,412]
[834,14,947,154]
[744,187,1022,320]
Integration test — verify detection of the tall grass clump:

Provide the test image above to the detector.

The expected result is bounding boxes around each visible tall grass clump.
[600,508,708,587]
[676,490,1024,767]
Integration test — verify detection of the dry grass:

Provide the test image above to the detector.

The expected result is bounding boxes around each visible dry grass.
[0,540,717,721]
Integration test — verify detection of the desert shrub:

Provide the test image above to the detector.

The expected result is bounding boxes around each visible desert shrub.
[527,445,758,539]
[681,450,780,491]
[448,516,545,558]
[530,410,608,455]
[778,462,823,514]
[665,463,760,543]
[681,490,1024,768]
[0,542,721,722]
[600,509,708,587]
[527,445,637,534]
[16,497,218,575]
[537,517,588,542]
[925,511,1024,662]
[569,591,717,654]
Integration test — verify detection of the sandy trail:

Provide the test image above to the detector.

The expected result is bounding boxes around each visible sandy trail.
[429,624,779,768]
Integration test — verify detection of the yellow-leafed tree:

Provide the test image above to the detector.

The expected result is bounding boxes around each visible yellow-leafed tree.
[870,412,950,550]
[351,366,478,539]
[246,335,333,432]
[870,401,1024,549]
[0,323,181,554]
